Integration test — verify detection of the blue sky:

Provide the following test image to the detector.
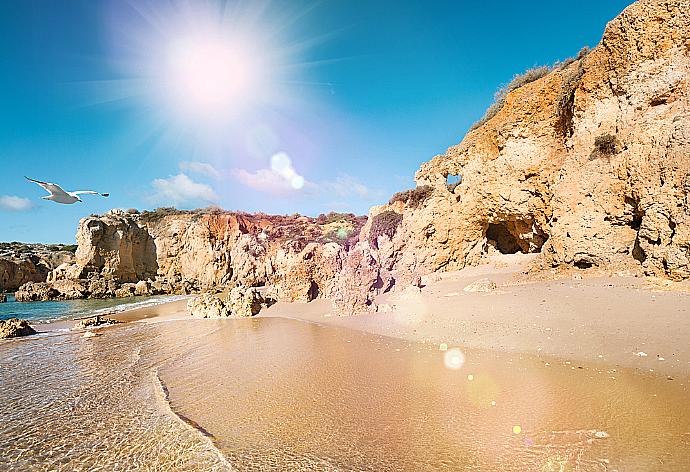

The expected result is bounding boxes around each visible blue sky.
[0,0,633,243]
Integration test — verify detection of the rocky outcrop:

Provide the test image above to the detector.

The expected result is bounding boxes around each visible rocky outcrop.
[345,0,690,292]
[15,279,90,302]
[0,318,36,339]
[18,209,366,308]
[463,278,498,293]
[0,243,74,292]
[188,287,276,318]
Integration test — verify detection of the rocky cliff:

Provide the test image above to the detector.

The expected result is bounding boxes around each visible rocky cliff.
[15,0,690,314]
[353,0,690,287]
[16,208,366,303]
[0,243,75,293]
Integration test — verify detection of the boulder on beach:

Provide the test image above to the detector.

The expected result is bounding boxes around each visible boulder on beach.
[15,279,88,302]
[0,318,37,338]
[114,283,137,298]
[463,278,498,293]
[74,315,121,330]
[188,287,276,318]
[134,280,153,296]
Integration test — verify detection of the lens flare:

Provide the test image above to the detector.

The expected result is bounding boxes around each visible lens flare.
[270,152,306,190]
[443,348,465,370]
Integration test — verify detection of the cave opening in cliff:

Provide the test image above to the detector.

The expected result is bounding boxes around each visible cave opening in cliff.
[487,223,522,254]
[485,220,548,255]
[307,281,320,301]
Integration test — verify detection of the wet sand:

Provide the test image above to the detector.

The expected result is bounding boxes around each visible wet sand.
[112,298,190,323]
[158,318,690,470]
[6,317,688,470]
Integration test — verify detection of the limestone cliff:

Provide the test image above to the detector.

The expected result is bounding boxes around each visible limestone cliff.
[353,0,690,287]
[16,208,365,302]
[0,243,74,293]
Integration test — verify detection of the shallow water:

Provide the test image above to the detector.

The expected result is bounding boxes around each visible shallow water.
[0,294,186,323]
[1,317,689,471]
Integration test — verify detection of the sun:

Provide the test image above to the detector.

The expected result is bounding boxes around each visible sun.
[101,0,334,165]
[164,32,263,118]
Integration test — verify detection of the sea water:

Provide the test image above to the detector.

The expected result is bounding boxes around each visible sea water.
[0,293,186,323]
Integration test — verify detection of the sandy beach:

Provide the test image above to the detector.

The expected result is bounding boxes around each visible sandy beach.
[108,255,690,379]
[270,255,690,379]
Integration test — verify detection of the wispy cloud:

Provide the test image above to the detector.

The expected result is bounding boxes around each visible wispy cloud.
[0,195,33,211]
[179,161,221,180]
[317,174,384,200]
[148,173,219,206]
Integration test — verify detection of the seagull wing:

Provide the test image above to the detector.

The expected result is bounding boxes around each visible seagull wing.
[72,191,110,197]
[25,176,70,197]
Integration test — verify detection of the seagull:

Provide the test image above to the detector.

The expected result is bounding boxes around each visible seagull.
[25,177,109,204]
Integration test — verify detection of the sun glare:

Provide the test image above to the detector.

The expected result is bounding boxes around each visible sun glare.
[103,0,333,181]
[165,32,262,117]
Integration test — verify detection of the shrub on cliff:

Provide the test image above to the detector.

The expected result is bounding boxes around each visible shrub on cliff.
[369,210,403,247]
[388,186,432,208]
[316,212,357,225]
[470,66,552,131]
[139,207,186,223]
[470,48,591,133]
[408,185,433,208]
[389,190,411,205]
[590,134,620,159]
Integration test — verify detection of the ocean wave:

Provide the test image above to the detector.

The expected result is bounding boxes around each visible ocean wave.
[1,295,189,324]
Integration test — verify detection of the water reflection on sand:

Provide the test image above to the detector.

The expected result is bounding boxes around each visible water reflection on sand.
[1,317,689,470]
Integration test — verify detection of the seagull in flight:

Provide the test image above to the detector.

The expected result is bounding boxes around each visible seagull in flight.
[25,177,109,204]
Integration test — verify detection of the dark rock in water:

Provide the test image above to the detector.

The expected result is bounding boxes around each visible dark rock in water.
[74,315,121,330]
[0,294,6,303]
[0,318,37,338]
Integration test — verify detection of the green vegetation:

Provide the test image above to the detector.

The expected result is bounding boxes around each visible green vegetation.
[388,185,433,209]
[315,212,359,225]
[388,190,411,205]
[408,185,433,208]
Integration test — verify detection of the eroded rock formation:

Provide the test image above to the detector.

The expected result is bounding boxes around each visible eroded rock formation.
[18,208,367,306]
[0,243,74,293]
[0,318,36,339]
[188,287,276,318]
[355,0,690,285]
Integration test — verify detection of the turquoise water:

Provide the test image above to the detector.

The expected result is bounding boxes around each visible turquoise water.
[0,293,185,323]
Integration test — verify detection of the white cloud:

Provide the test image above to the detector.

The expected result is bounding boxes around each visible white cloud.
[149,173,219,205]
[179,161,221,179]
[0,195,33,211]
[232,152,307,195]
